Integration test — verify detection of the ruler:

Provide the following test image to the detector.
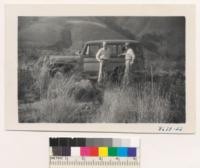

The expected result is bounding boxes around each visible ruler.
[50,156,139,168]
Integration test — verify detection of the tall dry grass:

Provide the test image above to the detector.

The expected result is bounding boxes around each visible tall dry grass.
[19,73,99,123]
[95,82,172,123]
[19,65,184,123]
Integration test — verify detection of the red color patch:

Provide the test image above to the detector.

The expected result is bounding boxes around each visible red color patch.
[89,147,98,156]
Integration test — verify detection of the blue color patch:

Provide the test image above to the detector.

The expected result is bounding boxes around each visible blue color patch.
[128,147,137,157]
[117,147,128,157]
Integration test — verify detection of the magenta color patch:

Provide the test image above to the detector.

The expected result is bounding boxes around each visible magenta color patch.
[80,147,90,156]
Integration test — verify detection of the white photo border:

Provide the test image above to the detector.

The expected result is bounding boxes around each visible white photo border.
[5,4,196,133]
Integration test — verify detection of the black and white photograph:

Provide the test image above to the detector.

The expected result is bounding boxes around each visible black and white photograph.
[18,16,186,123]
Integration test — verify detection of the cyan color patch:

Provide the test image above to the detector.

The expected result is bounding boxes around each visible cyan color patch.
[117,147,128,157]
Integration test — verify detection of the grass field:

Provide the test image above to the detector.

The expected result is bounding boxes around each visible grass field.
[18,65,185,123]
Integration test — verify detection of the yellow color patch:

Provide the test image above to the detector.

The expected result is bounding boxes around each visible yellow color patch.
[98,147,108,157]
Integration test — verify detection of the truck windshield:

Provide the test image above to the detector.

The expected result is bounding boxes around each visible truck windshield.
[83,43,141,58]
[84,44,123,58]
[84,44,100,58]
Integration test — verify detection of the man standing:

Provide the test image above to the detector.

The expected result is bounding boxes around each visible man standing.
[123,42,136,86]
[96,41,111,84]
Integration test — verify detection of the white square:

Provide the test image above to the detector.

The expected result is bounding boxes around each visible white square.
[71,147,80,156]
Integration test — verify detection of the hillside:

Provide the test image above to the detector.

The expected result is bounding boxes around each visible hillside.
[18,16,184,49]
[18,16,185,74]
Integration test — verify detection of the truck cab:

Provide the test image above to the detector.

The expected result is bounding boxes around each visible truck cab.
[80,40,145,78]
[49,40,145,80]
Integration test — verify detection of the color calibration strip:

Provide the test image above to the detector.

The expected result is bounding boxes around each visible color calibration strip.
[51,146,136,157]
[49,138,137,157]
[49,137,140,168]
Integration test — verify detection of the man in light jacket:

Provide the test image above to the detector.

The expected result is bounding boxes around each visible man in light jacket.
[96,41,111,84]
[123,42,136,86]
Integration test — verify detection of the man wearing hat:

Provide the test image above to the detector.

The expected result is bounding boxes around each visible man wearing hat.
[123,42,136,86]
[96,41,111,84]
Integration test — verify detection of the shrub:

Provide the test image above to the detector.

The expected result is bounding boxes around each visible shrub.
[19,74,101,123]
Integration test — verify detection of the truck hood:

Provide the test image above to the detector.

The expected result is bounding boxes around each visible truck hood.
[49,55,80,64]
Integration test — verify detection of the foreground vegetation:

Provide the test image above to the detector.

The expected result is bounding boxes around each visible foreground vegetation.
[18,66,185,123]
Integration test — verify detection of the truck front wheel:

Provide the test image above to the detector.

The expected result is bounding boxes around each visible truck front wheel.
[50,64,74,77]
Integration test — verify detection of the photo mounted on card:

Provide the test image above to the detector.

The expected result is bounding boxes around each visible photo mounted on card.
[5,4,196,133]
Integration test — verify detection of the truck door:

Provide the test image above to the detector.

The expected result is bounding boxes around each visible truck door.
[83,44,100,75]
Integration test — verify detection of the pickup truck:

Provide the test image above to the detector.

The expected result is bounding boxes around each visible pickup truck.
[49,40,145,81]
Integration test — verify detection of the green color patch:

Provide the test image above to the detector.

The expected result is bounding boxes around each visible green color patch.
[108,147,117,156]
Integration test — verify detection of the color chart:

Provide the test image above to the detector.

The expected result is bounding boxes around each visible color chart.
[49,137,140,168]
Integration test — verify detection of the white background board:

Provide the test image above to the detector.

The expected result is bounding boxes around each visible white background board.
[0,0,200,168]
